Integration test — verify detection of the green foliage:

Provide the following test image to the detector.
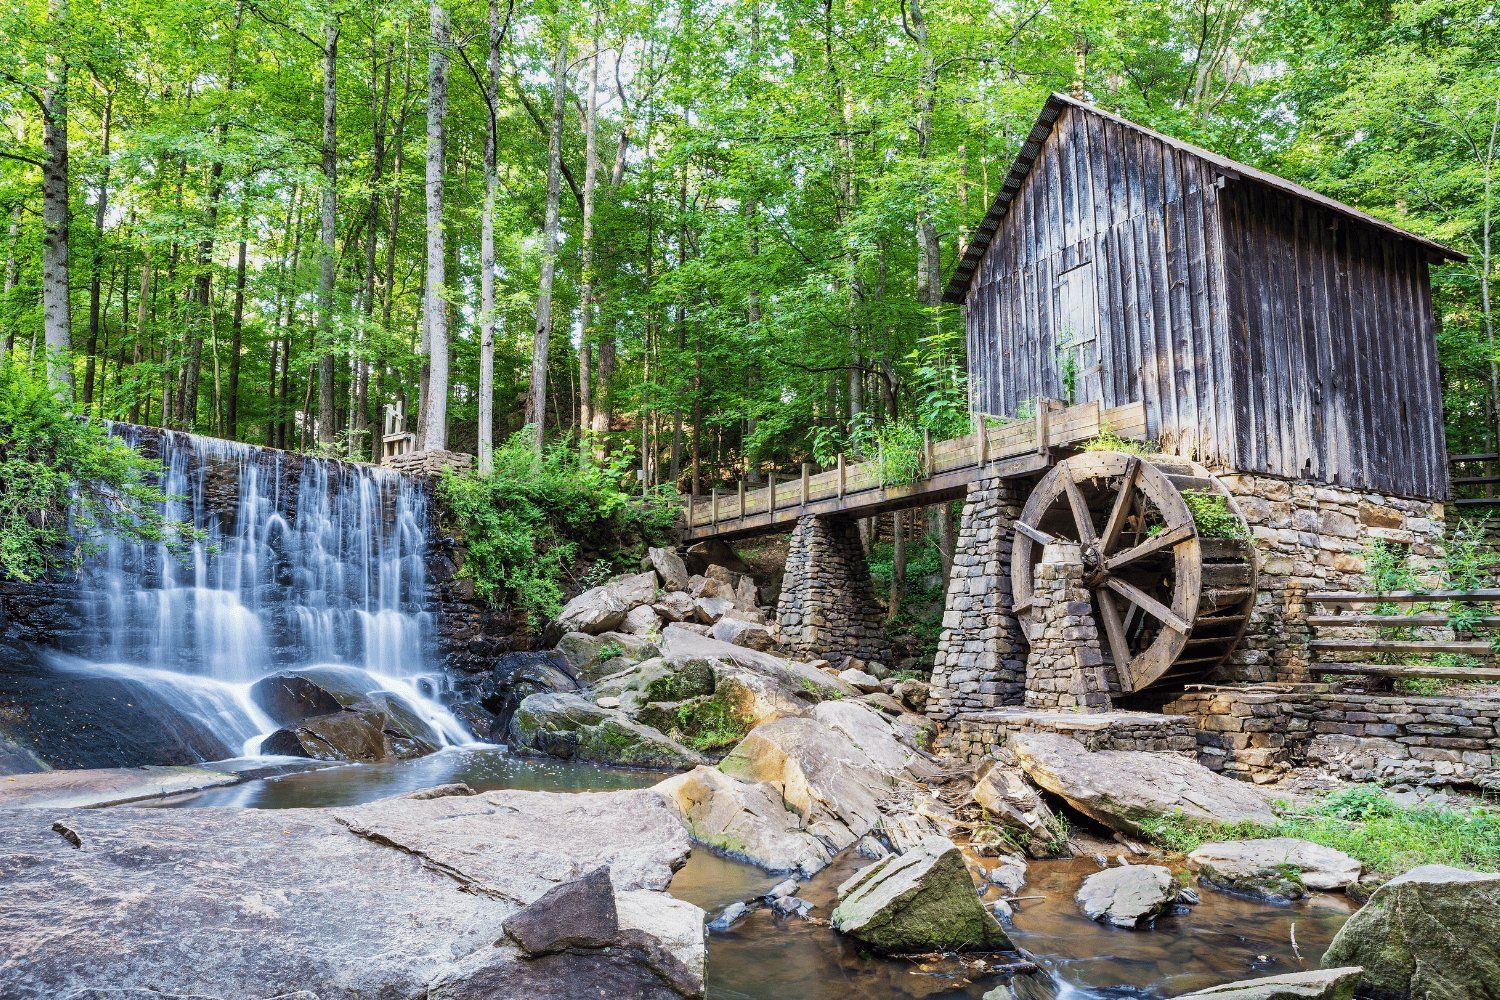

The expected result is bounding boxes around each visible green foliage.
[0,357,195,581]
[1182,490,1248,539]
[436,431,677,628]
[847,416,926,488]
[1136,786,1500,875]
[1080,425,1155,456]
[867,529,949,659]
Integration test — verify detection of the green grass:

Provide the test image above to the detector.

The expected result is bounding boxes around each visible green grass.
[1135,785,1500,876]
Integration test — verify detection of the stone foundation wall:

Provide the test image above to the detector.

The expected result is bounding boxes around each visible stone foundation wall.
[775,514,887,661]
[928,476,1027,721]
[1213,474,1445,683]
[1023,548,1114,712]
[1164,686,1500,786]
[950,709,1198,767]
[385,448,474,476]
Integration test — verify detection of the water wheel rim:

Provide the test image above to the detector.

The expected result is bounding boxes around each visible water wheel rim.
[1011,451,1202,693]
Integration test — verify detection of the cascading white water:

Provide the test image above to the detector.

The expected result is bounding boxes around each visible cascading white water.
[61,427,472,759]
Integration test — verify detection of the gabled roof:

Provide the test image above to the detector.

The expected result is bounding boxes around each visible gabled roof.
[942,92,1465,304]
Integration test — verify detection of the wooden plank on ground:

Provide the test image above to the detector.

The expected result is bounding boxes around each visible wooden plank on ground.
[1310,662,1500,682]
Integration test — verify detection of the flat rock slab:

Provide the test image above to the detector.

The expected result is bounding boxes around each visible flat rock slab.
[1076,864,1176,928]
[1174,967,1364,999]
[0,765,241,809]
[1008,731,1276,836]
[0,786,700,999]
[1188,838,1362,899]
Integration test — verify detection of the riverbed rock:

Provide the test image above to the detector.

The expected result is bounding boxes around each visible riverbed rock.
[0,764,239,808]
[447,649,581,741]
[652,591,698,623]
[0,786,700,999]
[684,540,753,577]
[1188,839,1362,901]
[1174,967,1365,999]
[970,758,1065,858]
[810,700,918,776]
[250,664,381,724]
[502,866,620,955]
[693,595,735,624]
[710,616,777,651]
[646,547,690,591]
[654,765,832,872]
[659,625,855,702]
[260,709,399,762]
[556,631,660,684]
[555,573,659,635]
[508,692,708,771]
[0,734,48,775]
[1008,732,1276,835]
[831,836,1012,954]
[839,667,886,693]
[1076,864,1176,928]
[1321,864,1500,999]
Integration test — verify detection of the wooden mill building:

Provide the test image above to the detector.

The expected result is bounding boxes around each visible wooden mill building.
[943,93,1464,502]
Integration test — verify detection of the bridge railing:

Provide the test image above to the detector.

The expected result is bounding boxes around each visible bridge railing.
[1451,452,1500,508]
[682,399,1148,535]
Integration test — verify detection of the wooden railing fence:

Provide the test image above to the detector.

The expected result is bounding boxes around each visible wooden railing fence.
[1306,589,1500,682]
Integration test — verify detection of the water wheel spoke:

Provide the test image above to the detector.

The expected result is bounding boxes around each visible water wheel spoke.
[1062,470,1097,544]
[1095,589,1134,689]
[1015,520,1057,546]
[1104,576,1190,634]
[1104,521,1194,571]
[1098,457,1140,554]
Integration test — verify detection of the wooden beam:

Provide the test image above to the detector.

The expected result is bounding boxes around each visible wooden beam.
[1309,589,1500,603]
[1310,638,1493,656]
[1311,662,1500,681]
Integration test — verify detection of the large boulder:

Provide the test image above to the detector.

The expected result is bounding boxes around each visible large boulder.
[1174,968,1365,1000]
[970,758,1066,858]
[645,547,690,591]
[260,708,403,762]
[502,866,621,955]
[0,786,701,999]
[621,604,663,637]
[1321,865,1500,999]
[831,836,1012,954]
[1076,864,1177,928]
[659,625,855,702]
[710,616,776,652]
[1188,839,1362,901]
[554,573,659,635]
[508,692,707,771]
[652,591,697,623]
[446,650,581,742]
[1008,732,1276,836]
[810,700,918,776]
[249,665,382,724]
[556,632,660,685]
[653,766,832,873]
[683,539,752,577]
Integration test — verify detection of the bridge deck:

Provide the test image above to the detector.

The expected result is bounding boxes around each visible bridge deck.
[683,400,1147,541]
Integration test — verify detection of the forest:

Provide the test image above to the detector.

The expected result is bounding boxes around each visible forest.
[1,0,1497,489]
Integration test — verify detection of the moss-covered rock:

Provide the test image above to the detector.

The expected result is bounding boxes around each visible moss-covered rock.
[1322,865,1500,999]
[831,836,1012,954]
[508,692,707,771]
[637,693,754,754]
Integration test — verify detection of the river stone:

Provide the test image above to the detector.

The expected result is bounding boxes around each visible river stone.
[1008,732,1276,835]
[502,867,619,955]
[1321,864,1500,999]
[659,625,855,701]
[1175,967,1365,999]
[509,692,707,771]
[555,573,659,635]
[0,786,698,999]
[260,708,395,762]
[1188,839,1362,900]
[710,616,777,651]
[654,765,832,873]
[811,700,917,776]
[249,664,382,724]
[556,632,660,684]
[622,604,663,637]
[831,836,1012,954]
[653,591,698,623]
[971,758,1065,858]
[1076,864,1176,928]
[646,547,690,591]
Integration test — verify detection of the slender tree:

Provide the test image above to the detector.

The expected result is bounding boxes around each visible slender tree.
[527,25,567,450]
[421,0,450,452]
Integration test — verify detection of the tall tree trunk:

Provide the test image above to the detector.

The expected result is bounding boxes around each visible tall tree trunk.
[84,88,112,407]
[527,28,567,450]
[226,210,248,438]
[420,0,450,451]
[577,12,601,459]
[41,0,73,391]
[888,511,906,622]
[355,33,391,459]
[316,16,340,445]
[477,0,502,473]
[5,201,22,354]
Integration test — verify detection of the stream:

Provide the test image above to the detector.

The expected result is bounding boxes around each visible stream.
[147,745,1353,999]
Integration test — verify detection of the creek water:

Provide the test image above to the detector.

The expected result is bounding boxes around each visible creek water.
[151,746,1353,1000]
[57,428,470,758]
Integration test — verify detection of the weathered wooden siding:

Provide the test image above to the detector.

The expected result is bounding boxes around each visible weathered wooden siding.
[1220,183,1449,499]
[965,104,1238,467]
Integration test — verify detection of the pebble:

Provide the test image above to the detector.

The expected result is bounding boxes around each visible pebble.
[708,901,751,932]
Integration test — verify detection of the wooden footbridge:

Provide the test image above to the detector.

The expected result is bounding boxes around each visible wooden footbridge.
[682,400,1147,541]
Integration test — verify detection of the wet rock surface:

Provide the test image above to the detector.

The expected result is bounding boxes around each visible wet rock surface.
[1075,864,1177,928]
[0,786,702,999]
[1322,864,1500,999]
[1188,839,1362,901]
[509,691,708,771]
[1174,967,1364,999]
[831,836,1012,954]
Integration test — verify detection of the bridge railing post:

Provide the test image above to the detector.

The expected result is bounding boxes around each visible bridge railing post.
[837,453,846,498]
[801,463,810,506]
[711,488,719,526]
[768,469,776,519]
[738,479,746,523]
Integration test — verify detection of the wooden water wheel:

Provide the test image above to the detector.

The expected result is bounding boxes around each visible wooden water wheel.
[1010,451,1257,694]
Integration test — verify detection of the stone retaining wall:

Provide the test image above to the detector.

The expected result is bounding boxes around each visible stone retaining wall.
[950,709,1198,767]
[1163,685,1500,786]
[774,514,887,661]
[1214,474,1445,683]
[928,476,1027,721]
[1023,547,1114,711]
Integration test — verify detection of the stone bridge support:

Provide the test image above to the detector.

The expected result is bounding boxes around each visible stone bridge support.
[927,476,1028,723]
[775,514,887,662]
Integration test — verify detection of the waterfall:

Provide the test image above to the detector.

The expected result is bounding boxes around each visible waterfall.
[59,427,472,759]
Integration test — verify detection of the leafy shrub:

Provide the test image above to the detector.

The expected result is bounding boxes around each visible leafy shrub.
[1182,489,1248,539]
[847,415,926,487]
[1080,424,1155,456]
[868,529,948,658]
[436,431,678,627]
[0,356,193,581]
